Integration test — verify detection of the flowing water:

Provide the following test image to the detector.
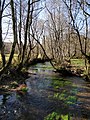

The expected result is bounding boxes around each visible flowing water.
[0,62,90,120]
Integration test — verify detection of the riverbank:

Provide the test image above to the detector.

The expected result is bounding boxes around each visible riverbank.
[0,69,29,95]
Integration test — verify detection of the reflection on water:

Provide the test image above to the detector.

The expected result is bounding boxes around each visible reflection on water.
[0,95,3,105]
[0,62,90,120]
[0,94,9,105]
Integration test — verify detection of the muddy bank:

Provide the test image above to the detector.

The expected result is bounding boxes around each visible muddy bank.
[0,69,29,95]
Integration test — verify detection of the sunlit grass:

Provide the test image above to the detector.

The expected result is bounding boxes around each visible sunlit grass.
[71,59,85,67]
[0,54,18,66]
[44,112,72,120]
[0,54,18,60]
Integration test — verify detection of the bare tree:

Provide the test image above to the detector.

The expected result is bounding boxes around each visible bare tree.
[62,0,90,77]
[17,0,41,69]
[45,0,68,67]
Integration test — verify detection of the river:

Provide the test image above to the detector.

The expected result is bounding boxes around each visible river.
[0,62,90,120]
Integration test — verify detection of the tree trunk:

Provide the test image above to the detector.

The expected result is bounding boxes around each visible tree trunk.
[0,1,6,67]
[6,0,17,66]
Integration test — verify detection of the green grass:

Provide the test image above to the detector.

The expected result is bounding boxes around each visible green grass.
[71,59,85,67]
[0,54,18,66]
[0,54,18,61]
[44,112,72,120]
